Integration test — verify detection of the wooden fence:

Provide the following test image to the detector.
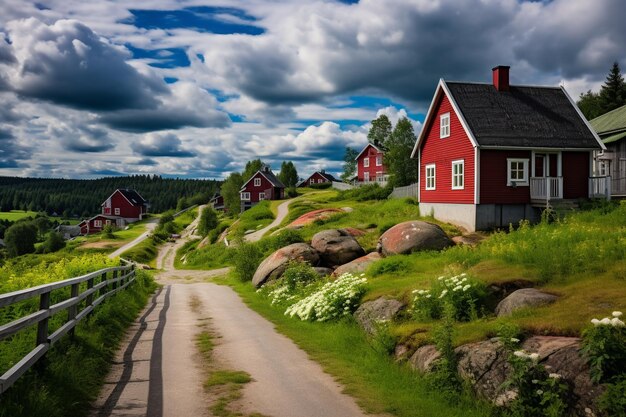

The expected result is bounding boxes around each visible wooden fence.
[0,262,136,394]
[388,183,419,199]
[331,181,354,191]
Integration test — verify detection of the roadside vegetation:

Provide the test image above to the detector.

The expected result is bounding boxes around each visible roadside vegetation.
[0,254,157,417]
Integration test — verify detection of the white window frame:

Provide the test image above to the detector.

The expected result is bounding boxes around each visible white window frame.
[598,160,608,176]
[507,158,529,186]
[363,172,370,182]
[440,113,450,138]
[259,192,266,200]
[94,220,102,227]
[376,155,383,166]
[425,164,436,190]
[451,160,464,190]
[364,157,370,168]
[254,177,261,187]
[318,178,323,183]
[240,192,251,201]
[114,207,120,215]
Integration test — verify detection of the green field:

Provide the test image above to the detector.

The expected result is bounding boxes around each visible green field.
[0,210,38,221]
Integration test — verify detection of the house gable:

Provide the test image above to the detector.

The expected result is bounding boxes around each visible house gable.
[356,143,386,182]
[419,89,476,204]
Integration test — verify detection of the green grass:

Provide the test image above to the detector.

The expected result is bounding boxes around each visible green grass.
[227,201,275,240]
[205,370,252,387]
[0,265,156,417]
[175,240,234,270]
[120,237,158,267]
[221,274,491,417]
[0,210,38,221]
[173,207,198,229]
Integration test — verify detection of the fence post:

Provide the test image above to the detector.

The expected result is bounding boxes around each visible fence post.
[112,270,118,292]
[68,283,79,338]
[100,271,107,298]
[86,277,94,307]
[37,292,50,346]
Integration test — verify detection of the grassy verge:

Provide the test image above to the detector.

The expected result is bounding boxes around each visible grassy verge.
[227,201,274,240]
[0,210,38,221]
[220,273,491,417]
[0,270,157,417]
[120,238,159,268]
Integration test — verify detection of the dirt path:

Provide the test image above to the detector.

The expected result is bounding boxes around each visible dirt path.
[244,198,294,242]
[93,202,371,417]
[108,218,159,259]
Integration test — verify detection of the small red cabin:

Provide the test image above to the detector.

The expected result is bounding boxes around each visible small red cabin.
[412,66,605,231]
[355,143,388,186]
[101,189,148,221]
[210,193,225,211]
[79,215,127,235]
[298,170,338,187]
[240,166,285,212]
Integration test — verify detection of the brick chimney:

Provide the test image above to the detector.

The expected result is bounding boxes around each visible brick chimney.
[492,65,510,92]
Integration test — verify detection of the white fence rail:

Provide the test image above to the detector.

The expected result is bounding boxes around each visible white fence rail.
[589,176,611,200]
[530,177,563,201]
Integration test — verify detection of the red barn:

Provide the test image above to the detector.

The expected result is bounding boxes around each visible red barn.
[355,143,388,186]
[79,215,127,235]
[298,170,338,187]
[240,166,285,212]
[210,193,225,211]
[101,189,148,222]
[412,66,605,231]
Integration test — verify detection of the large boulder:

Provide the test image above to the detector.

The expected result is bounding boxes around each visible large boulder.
[377,221,454,256]
[455,339,511,402]
[288,208,344,228]
[495,288,558,317]
[409,345,441,373]
[252,243,320,287]
[311,229,365,267]
[353,297,405,334]
[332,252,382,277]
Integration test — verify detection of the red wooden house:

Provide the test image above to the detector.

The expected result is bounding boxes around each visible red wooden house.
[355,143,388,186]
[101,189,148,221]
[210,193,225,211]
[239,166,285,212]
[78,215,127,235]
[412,66,605,231]
[298,170,338,187]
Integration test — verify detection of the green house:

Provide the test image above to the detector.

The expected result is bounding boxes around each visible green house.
[591,104,626,197]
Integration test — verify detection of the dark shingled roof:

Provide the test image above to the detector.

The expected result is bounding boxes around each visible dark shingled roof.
[445,82,600,149]
[262,170,285,188]
[319,171,338,182]
[118,189,147,206]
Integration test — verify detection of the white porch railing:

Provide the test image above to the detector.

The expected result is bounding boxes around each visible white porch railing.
[530,177,563,201]
[589,176,611,200]
[354,174,389,187]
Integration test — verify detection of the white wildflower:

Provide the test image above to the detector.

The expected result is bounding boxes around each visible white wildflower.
[529,353,539,361]
[600,317,611,325]
[549,373,562,379]
[463,284,471,291]
[612,311,623,318]
[611,317,625,327]
[513,350,527,358]
[591,318,600,326]
[532,379,539,384]
[536,390,544,396]
[510,338,520,343]
[439,289,448,299]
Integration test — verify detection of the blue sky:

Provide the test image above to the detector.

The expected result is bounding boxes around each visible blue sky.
[0,0,623,179]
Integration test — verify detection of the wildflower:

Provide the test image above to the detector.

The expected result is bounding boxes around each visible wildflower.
[549,373,562,379]
[536,390,544,396]
[612,311,623,318]
[425,294,431,298]
[462,284,471,291]
[453,285,462,292]
[438,289,448,299]
[529,353,539,361]
[510,338,520,343]
[600,317,611,325]
[513,350,527,358]
[437,276,444,281]
[611,317,625,327]
[532,379,539,384]
[591,318,600,326]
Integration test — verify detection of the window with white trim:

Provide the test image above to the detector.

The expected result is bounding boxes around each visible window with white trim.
[364,172,370,182]
[241,192,251,201]
[318,178,323,183]
[451,160,464,190]
[114,208,120,215]
[364,157,370,168]
[507,158,529,186]
[254,177,261,187]
[376,155,383,166]
[425,164,436,190]
[440,113,450,138]
[598,161,608,176]
[94,220,102,227]
[259,192,266,200]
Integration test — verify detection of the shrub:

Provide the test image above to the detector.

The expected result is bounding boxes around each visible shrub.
[208,222,229,244]
[428,304,462,394]
[232,242,263,282]
[411,273,486,321]
[333,184,392,202]
[581,311,626,383]
[198,207,219,236]
[310,182,332,189]
[281,261,319,291]
[598,376,626,417]
[257,229,304,255]
[42,232,66,253]
[285,272,367,321]
[240,201,274,222]
[4,222,37,257]
[286,186,299,197]
[102,223,115,238]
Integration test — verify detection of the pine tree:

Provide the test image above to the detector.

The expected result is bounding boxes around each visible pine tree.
[221,172,244,215]
[278,161,298,187]
[385,117,418,187]
[242,159,264,182]
[367,115,392,148]
[598,62,626,114]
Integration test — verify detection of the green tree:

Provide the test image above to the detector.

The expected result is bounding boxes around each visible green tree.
[33,216,51,240]
[385,117,418,187]
[243,159,264,182]
[42,231,66,253]
[198,207,219,236]
[598,62,626,114]
[367,114,392,148]
[4,222,37,257]
[577,90,602,120]
[340,147,359,182]
[278,161,299,187]
[176,196,188,212]
[221,172,244,215]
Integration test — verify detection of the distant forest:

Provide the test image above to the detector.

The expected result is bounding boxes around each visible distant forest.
[0,175,221,217]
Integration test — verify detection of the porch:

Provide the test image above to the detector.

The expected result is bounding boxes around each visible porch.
[354,173,389,187]
[530,176,611,204]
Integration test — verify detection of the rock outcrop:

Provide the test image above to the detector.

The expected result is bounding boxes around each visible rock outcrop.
[495,288,558,317]
[409,345,441,373]
[353,297,404,334]
[288,209,344,228]
[252,243,320,287]
[377,221,454,256]
[311,229,365,267]
[332,252,381,277]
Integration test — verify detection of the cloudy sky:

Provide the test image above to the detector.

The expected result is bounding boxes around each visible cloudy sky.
[0,0,624,179]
